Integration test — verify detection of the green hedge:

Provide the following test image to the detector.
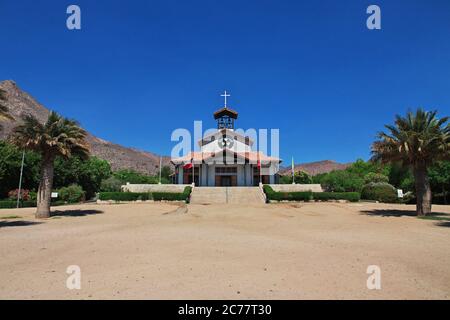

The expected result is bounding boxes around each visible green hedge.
[153,186,192,202]
[312,192,360,202]
[98,192,152,201]
[263,185,360,202]
[98,187,192,202]
[0,200,37,209]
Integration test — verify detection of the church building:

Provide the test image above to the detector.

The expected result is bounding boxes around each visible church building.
[171,92,282,186]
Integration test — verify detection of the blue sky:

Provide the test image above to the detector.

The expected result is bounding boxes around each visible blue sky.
[1,0,449,164]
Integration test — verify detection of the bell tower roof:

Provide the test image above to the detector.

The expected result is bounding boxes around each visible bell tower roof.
[213,107,238,120]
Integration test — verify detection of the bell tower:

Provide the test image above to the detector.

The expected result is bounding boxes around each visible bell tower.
[213,90,238,129]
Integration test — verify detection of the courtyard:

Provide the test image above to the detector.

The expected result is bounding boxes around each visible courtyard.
[0,202,449,299]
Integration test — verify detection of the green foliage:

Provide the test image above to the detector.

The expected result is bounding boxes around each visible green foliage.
[388,163,414,192]
[364,172,389,184]
[54,156,111,200]
[313,169,364,192]
[263,185,359,202]
[58,184,85,203]
[294,171,312,184]
[0,200,37,209]
[312,192,360,202]
[99,186,192,202]
[153,186,192,202]
[160,166,172,181]
[98,192,152,201]
[361,182,398,203]
[0,141,41,198]
[113,169,159,184]
[428,161,450,204]
[100,176,123,192]
[279,175,292,184]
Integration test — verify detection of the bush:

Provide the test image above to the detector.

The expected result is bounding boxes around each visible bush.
[0,200,37,209]
[98,192,152,201]
[99,187,192,203]
[153,186,192,202]
[58,184,85,203]
[100,177,123,192]
[263,185,360,202]
[361,182,398,203]
[312,192,360,202]
[263,185,312,201]
[8,189,31,201]
[364,172,389,184]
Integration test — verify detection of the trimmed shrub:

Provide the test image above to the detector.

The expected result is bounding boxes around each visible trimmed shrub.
[313,192,360,202]
[361,182,398,203]
[0,200,37,209]
[153,186,192,202]
[263,185,313,201]
[58,184,85,203]
[263,185,360,202]
[98,192,152,201]
[99,187,192,202]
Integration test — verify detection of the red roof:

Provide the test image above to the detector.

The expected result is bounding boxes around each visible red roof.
[171,150,281,165]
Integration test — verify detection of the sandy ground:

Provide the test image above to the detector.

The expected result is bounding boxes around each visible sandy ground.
[0,201,449,300]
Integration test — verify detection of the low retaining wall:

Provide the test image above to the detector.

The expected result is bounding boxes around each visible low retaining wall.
[121,184,190,193]
[268,184,323,192]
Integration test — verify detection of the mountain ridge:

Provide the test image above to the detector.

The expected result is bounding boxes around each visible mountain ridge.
[0,80,171,174]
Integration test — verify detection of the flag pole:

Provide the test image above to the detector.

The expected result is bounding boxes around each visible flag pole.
[291,156,295,184]
[16,150,25,208]
[158,156,162,184]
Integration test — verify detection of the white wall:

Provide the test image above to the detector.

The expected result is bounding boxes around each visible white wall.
[269,184,323,192]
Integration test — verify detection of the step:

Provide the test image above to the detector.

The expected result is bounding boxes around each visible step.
[190,187,265,205]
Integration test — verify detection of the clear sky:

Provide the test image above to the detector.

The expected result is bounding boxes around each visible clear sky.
[1,0,449,163]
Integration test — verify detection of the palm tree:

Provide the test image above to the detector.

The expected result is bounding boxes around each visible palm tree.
[0,88,13,130]
[372,109,449,216]
[10,112,89,218]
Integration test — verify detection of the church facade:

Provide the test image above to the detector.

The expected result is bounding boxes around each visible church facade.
[171,96,281,187]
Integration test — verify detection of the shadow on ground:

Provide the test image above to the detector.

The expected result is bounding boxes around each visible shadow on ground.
[361,209,418,217]
[361,209,449,217]
[0,221,43,228]
[51,209,104,217]
[435,221,450,228]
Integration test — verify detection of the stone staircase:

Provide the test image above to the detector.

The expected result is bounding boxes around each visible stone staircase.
[190,187,266,205]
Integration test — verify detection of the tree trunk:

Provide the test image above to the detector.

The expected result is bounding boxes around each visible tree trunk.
[414,164,432,216]
[36,154,55,219]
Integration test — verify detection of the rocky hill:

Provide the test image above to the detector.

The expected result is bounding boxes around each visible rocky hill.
[279,160,350,176]
[0,80,171,174]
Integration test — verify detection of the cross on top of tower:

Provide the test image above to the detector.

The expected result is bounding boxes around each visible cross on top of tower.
[220,90,230,108]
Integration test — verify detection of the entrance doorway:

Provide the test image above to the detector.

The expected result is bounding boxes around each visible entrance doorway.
[221,176,232,186]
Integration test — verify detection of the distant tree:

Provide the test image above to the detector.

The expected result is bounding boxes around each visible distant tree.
[293,170,313,184]
[160,166,172,181]
[364,172,389,184]
[428,161,450,204]
[100,176,123,192]
[372,109,449,216]
[113,169,158,184]
[54,156,111,199]
[10,112,89,218]
[0,141,41,198]
[315,170,364,192]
